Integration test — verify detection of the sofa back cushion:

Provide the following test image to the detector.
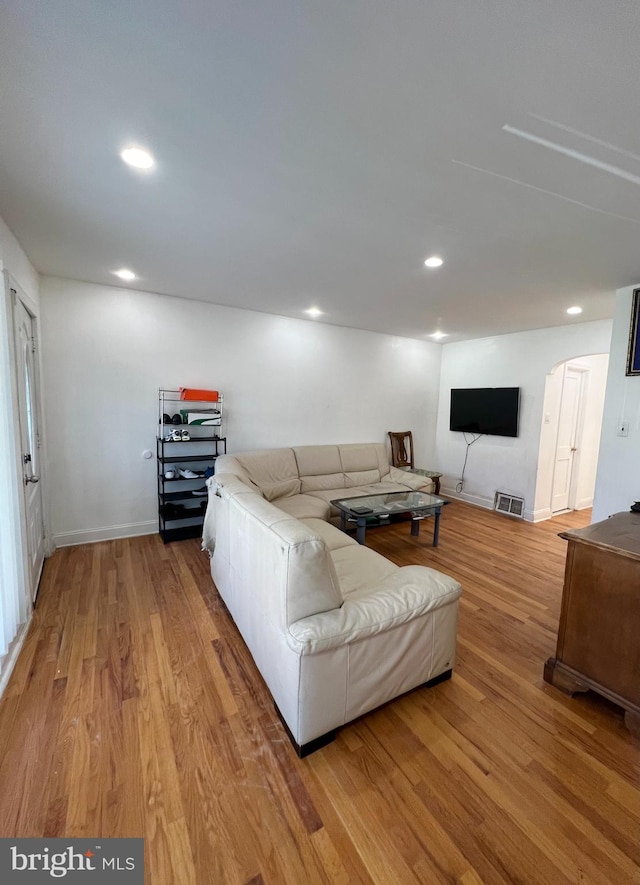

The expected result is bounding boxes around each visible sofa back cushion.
[345,469,381,487]
[273,521,344,624]
[218,477,343,624]
[294,443,392,491]
[294,445,345,493]
[217,443,392,499]
[339,442,389,475]
[221,448,301,501]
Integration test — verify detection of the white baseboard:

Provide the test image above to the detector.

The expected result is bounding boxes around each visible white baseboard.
[440,486,494,511]
[529,500,592,523]
[0,616,32,699]
[53,520,157,547]
[443,486,544,524]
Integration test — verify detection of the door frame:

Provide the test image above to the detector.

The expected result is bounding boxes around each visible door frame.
[4,271,51,604]
[533,352,608,521]
[550,363,588,513]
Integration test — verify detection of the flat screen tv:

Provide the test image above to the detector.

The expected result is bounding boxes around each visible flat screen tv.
[449,387,520,437]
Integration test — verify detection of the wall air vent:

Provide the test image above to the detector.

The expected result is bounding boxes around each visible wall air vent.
[494,492,525,518]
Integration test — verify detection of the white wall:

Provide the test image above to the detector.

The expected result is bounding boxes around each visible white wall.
[592,285,640,521]
[40,276,442,545]
[435,321,613,520]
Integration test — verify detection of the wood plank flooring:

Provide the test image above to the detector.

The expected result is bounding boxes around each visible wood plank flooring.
[0,502,638,883]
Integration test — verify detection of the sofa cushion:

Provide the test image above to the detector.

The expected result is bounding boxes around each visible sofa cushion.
[359,481,422,495]
[275,494,331,521]
[300,472,346,493]
[215,481,343,624]
[300,518,359,551]
[213,455,264,494]
[388,465,435,492]
[306,488,372,517]
[345,469,381,487]
[229,448,301,501]
[266,519,344,623]
[261,477,302,502]
[294,445,343,477]
[331,546,398,598]
[338,443,388,475]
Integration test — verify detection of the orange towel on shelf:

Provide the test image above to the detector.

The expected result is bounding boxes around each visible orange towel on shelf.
[179,388,219,402]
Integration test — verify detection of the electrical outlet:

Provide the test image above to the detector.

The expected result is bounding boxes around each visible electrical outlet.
[617,422,629,437]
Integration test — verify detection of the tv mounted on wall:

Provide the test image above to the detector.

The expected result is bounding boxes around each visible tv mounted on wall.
[449,387,520,437]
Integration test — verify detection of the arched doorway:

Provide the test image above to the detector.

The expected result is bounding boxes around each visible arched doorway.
[533,353,609,520]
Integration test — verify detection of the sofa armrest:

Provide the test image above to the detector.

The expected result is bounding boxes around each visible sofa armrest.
[287,566,461,654]
[388,465,434,492]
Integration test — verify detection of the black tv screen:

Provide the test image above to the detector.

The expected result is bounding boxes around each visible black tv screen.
[449,387,520,437]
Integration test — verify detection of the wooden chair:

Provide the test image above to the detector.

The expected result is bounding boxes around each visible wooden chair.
[388,431,414,469]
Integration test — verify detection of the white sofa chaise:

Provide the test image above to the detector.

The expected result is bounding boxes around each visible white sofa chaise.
[202,444,462,755]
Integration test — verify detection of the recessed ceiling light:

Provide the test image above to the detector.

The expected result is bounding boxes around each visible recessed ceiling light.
[112,268,137,282]
[567,306,583,315]
[430,331,447,340]
[305,307,323,318]
[120,146,155,170]
[424,256,444,268]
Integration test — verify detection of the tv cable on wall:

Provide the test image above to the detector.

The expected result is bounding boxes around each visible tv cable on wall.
[456,432,483,494]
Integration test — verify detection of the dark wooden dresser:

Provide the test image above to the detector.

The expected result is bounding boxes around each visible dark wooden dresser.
[544,511,640,736]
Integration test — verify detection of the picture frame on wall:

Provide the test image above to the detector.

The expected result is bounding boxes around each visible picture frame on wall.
[626,288,640,376]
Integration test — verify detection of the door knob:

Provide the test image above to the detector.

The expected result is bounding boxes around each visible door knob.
[25,474,40,484]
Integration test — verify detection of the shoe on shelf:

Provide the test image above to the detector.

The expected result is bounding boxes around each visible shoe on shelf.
[162,502,185,519]
[181,429,191,441]
[159,413,172,424]
[203,466,214,479]
[172,413,182,425]
[191,487,208,496]
[164,429,182,442]
[164,465,179,480]
[178,467,199,479]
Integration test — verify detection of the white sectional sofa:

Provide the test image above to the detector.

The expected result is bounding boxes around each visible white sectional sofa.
[202,443,462,755]
[214,442,436,521]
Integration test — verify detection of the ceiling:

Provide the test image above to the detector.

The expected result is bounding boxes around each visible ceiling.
[1,1,639,342]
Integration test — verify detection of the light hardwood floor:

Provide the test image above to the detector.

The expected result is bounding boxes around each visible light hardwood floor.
[0,502,638,884]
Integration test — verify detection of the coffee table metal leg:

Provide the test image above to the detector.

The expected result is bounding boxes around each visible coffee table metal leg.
[411,517,420,537]
[433,507,441,546]
[356,517,367,545]
[340,512,347,533]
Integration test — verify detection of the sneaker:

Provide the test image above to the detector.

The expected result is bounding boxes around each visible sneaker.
[178,467,199,479]
[172,413,182,425]
[164,465,179,479]
[204,466,214,479]
[181,429,191,441]
[191,487,208,496]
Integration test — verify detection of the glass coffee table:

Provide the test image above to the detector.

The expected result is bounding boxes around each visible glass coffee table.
[331,490,449,546]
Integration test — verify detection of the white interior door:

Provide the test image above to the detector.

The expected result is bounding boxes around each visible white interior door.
[14,297,45,600]
[551,366,582,513]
